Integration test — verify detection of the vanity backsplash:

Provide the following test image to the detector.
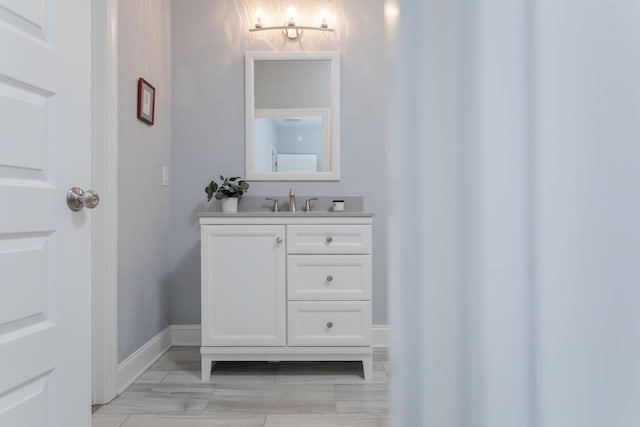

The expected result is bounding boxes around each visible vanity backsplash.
[207,196,364,213]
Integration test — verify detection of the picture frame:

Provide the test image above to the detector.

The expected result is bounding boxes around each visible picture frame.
[137,77,156,125]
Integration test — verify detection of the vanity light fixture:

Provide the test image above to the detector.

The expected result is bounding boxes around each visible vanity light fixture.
[250,7,334,41]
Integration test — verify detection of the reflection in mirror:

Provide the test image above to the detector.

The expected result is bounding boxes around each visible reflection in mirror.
[245,52,340,181]
[254,60,331,109]
[254,109,329,173]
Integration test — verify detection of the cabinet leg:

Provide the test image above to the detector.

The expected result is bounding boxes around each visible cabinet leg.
[201,357,215,382]
[362,356,373,381]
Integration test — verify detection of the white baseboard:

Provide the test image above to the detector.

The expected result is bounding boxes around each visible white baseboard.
[170,324,201,346]
[116,326,172,393]
[170,324,390,348]
[371,325,390,348]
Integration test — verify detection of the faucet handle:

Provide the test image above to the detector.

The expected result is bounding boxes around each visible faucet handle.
[303,198,319,212]
[265,197,280,212]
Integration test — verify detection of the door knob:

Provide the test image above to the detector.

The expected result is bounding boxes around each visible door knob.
[276,236,283,244]
[67,187,100,211]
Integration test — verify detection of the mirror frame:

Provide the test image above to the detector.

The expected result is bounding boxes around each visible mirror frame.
[245,51,341,181]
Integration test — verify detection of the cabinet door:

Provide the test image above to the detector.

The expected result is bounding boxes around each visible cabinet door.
[201,225,286,346]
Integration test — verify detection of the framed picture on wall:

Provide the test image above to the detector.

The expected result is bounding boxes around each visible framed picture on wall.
[137,77,156,125]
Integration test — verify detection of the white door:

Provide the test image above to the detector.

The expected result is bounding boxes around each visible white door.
[0,0,93,426]
[201,225,286,346]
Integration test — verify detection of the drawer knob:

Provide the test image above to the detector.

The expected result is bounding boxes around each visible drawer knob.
[326,321,333,328]
[326,275,334,282]
[276,236,283,244]
[326,236,333,243]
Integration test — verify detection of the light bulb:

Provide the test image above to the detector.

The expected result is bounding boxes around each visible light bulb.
[320,9,330,28]
[287,7,296,26]
[255,8,264,28]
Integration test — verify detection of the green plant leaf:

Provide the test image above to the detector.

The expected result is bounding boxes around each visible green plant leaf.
[205,181,218,202]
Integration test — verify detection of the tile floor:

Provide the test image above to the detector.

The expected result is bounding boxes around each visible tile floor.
[93,347,389,427]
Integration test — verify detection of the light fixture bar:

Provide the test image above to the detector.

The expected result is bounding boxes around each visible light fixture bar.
[249,25,333,41]
[249,26,334,33]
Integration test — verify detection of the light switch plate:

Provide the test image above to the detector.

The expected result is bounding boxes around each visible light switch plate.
[162,166,169,186]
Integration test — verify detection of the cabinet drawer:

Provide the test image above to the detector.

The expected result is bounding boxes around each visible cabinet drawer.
[287,301,371,346]
[287,225,372,254]
[288,255,372,300]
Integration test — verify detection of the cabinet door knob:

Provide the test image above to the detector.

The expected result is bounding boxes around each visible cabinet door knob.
[276,237,283,244]
[326,275,334,282]
[326,236,333,243]
[326,321,333,328]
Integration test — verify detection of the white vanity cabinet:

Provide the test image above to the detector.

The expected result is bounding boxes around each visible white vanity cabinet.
[200,214,373,381]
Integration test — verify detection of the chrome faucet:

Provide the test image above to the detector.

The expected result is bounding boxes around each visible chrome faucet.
[289,187,296,212]
[265,197,279,212]
[304,198,318,212]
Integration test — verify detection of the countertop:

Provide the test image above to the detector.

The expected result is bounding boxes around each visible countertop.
[199,211,374,218]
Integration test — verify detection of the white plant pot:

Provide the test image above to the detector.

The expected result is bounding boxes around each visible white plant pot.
[221,197,238,213]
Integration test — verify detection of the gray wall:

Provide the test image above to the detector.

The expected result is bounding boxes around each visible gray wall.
[118,0,172,362]
[277,126,323,170]
[169,0,389,324]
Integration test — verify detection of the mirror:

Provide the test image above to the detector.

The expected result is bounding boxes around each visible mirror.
[245,51,340,181]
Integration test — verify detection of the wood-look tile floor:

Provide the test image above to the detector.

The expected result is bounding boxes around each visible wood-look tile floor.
[93,347,389,427]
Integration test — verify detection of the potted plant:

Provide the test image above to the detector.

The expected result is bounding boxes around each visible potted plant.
[205,175,250,213]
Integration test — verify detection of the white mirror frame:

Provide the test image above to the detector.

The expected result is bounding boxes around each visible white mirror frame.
[245,51,341,181]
